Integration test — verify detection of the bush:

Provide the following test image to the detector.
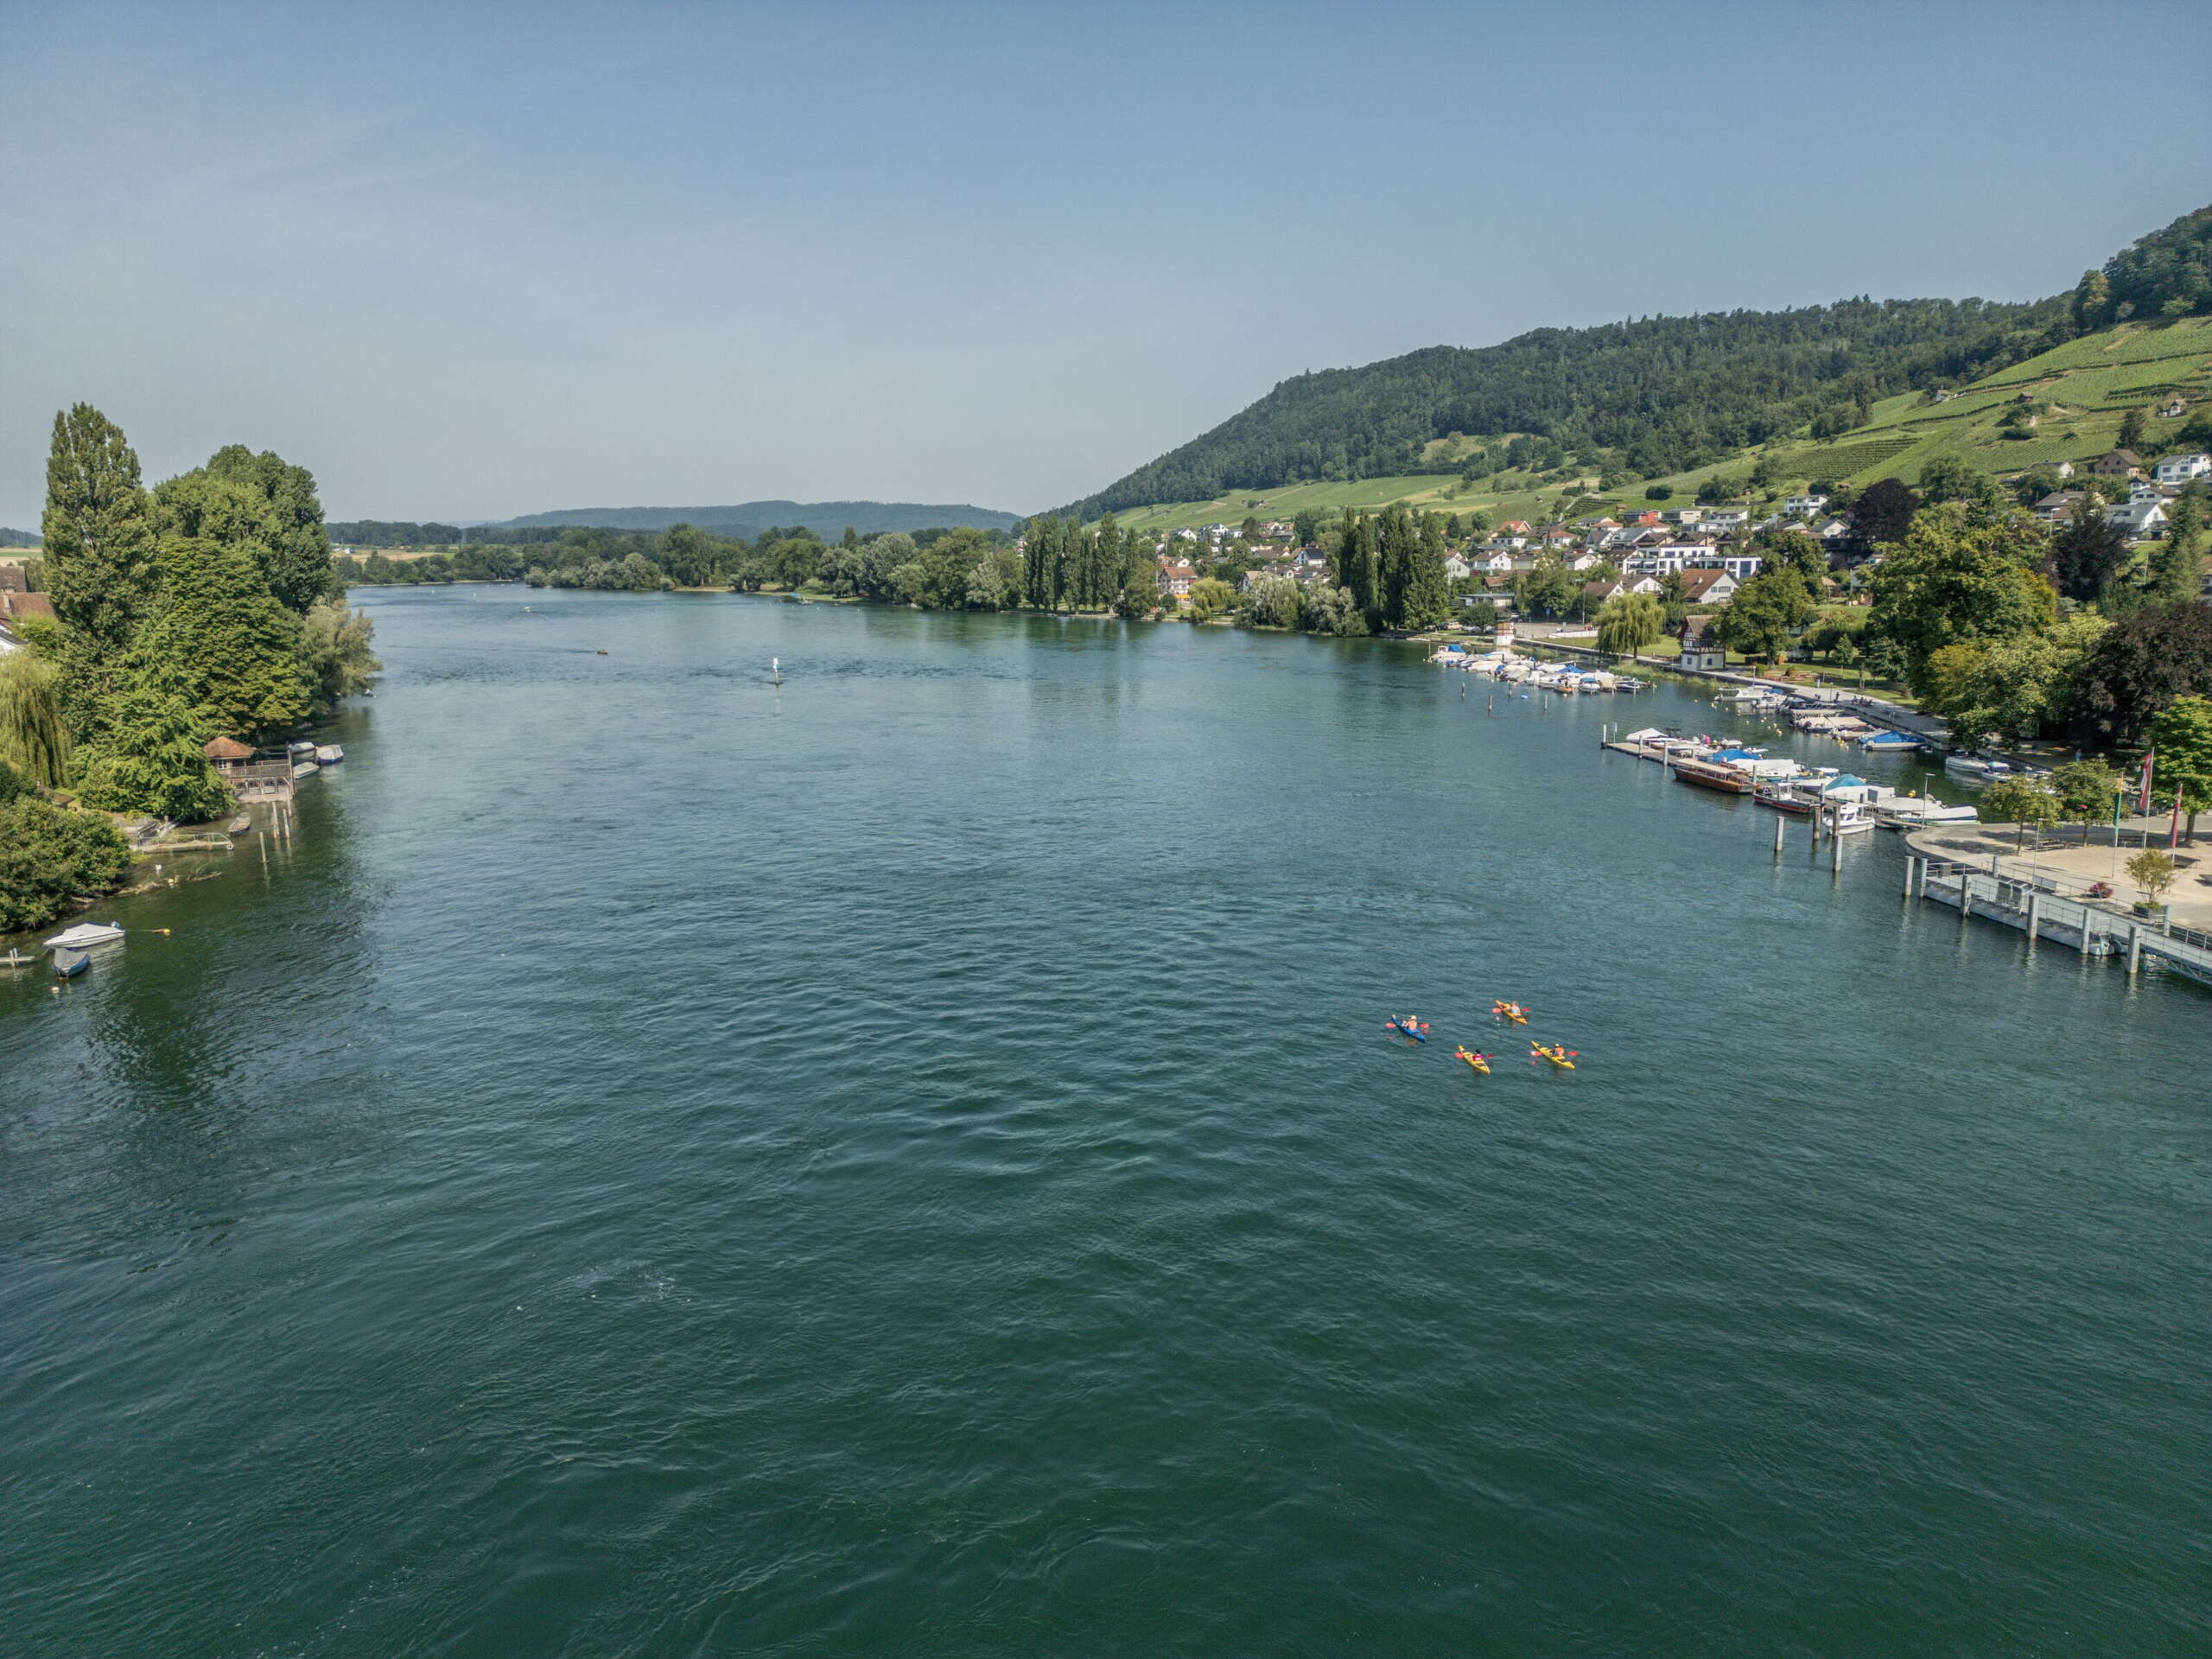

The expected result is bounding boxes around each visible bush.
[0,795,132,932]
[1643,484,1674,502]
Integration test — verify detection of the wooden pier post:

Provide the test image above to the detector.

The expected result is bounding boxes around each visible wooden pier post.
[2025,892,2040,948]
[2128,924,2142,975]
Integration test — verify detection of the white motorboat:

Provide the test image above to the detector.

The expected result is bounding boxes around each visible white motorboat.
[1872,795,1980,829]
[44,921,125,950]
[314,745,344,765]
[1943,753,2013,786]
[292,761,321,780]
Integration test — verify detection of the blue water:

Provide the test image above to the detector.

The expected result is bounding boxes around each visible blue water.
[4,587,2207,1656]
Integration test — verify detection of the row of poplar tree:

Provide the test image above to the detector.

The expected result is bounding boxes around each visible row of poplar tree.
[10,404,380,823]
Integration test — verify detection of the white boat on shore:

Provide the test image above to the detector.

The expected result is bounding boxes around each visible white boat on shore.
[1943,753,2014,786]
[1872,795,1980,829]
[44,921,125,950]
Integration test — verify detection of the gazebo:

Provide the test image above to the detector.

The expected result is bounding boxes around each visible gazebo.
[203,736,255,776]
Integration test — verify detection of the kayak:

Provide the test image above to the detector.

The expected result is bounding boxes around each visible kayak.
[1492,1001,1529,1024]
[1387,1018,1430,1043]
[1455,1046,1491,1075]
[1529,1041,1577,1070]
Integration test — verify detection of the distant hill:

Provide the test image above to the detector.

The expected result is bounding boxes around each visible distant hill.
[491,499,1021,537]
[0,527,41,549]
[1063,201,2212,525]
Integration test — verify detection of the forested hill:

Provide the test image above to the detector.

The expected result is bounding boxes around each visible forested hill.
[0,527,41,548]
[1063,203,2212,522]
[1064,299,2063,518]
[491,499,1020,536]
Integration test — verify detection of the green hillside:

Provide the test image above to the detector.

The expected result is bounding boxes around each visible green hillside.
[1071,202,2212,531]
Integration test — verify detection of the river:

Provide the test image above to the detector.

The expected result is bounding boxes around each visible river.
[4,586,2206,1657]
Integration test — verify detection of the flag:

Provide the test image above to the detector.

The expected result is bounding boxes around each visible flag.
[2138,750,2156,814]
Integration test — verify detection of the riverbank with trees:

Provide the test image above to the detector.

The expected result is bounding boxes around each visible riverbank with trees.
[0,406,378,935]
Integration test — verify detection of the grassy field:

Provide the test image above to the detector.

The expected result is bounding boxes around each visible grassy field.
[1096,317,2212,531]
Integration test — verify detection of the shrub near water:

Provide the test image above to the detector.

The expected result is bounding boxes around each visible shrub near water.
[0,760,131,934]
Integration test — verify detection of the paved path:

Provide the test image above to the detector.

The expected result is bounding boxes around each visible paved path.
[1907,819,2212,932]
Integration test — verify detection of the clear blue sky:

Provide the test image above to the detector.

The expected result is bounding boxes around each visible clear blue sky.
[3,0,2207,526]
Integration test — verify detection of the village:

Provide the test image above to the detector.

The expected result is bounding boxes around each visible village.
[1143,444,2212,671]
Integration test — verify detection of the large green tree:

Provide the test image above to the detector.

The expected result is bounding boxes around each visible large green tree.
[41,404,156,658]
[1866,505,2056,694]
[202,445,336,613]
[2148,483,2206,605]
[2146,694,2212,842]
[1595,591,1665,657]
[2050,497,2130,603]
[135,533,310,741]
[72,684,233,821]
[2071,601,2212,744]
[297,597,382,716]
[1714,568,1817,661]
[1920,613,2107,747]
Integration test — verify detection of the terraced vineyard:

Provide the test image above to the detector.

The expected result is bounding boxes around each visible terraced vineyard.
[1084,319,2212,531]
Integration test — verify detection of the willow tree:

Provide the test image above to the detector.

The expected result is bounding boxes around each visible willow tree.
[0,651,70,789]
[1595,591,1666,658]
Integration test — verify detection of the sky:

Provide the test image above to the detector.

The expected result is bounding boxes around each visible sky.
[3,0,2209,527]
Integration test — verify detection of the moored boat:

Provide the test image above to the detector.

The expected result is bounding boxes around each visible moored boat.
[1669,756,1753,793]
[44,921,125,950]
[52,949,90,978]
[1943,753,2014,786]
[314,745,344,765]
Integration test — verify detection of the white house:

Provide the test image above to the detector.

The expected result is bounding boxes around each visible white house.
[2107,498,2169,538]
[1678,614,1726,671]
[1624,540,1724,576]
[1783,493,1830,516]
[1443,553,1473,581]
[2152,452,2211,486]
[1700,507,1751,534]
[1677,567,1739,605]
[1715,552,1764,581]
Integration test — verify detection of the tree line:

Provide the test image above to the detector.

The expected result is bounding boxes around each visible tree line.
[0,405,380,930]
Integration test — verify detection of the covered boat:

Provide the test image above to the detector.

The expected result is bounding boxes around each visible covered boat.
[52,950,90,979]
[44,921,124,950]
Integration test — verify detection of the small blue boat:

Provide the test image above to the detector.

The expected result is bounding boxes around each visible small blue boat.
[1859,730,1923,752]
[52,950,89,979]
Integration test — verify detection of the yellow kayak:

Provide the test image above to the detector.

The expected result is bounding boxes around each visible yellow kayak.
[1455,1046,1491,1075]
[1492,1001,1529,1025]
[1529,1041,1577,1070]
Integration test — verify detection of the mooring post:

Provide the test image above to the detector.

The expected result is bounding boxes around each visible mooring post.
[2025,892,2041,947]
[1830,815,1842,874]
[1904,854,1916,898]
[1960,874,1974,934]
[2128,925,2143,975]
